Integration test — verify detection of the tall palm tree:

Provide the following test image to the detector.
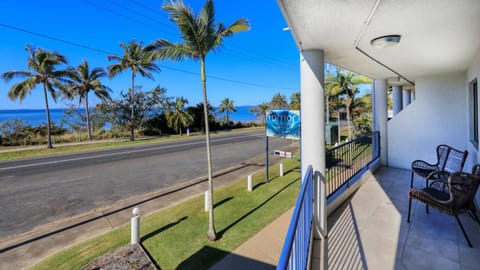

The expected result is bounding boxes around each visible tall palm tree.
[66,60,112,141]
[289,92,301,110]
[270,92,288,109]
[218,98,237,123]
[166,97,193,135]
[147,0,249,241]
[107,39,160,141]
[250,102,270,124]
[327,69,371,139]
[1,45,69,148]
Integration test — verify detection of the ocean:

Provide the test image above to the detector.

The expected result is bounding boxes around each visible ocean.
[0,106,259,128]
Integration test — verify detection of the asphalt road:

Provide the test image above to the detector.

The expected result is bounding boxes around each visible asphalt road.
[0,130,292,238]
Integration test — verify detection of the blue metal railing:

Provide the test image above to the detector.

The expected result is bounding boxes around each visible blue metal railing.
[277,165,314,270]
[277,131,380,270]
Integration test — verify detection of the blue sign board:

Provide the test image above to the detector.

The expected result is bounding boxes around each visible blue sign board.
[266,110,300,140]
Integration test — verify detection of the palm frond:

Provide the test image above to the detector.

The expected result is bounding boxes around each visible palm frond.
[7,77,37,101]
[107,64,125,78]
[149,40,194,61]
[1,70,32,81]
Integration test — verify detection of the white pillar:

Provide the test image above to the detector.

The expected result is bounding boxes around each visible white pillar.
[392,86,403,115]
[411,90,416,101]
[131,207,140,244]
[300,50,326,239]
[373,79,388,165]
[403,88,411,108]
[247,174,253,191]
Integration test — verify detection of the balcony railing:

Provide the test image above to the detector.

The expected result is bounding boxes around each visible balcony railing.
[326,131,380,198]
[277,131,380,270]
[277,165,313,270]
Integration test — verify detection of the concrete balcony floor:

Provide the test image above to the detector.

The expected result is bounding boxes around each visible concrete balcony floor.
[313,167,480,270]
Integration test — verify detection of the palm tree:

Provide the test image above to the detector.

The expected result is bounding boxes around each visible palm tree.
[250,102,270,124]
[218,98,237,123]
[1,45,69,148]
[166,97,193,135]
[327,69,371,139]
[270,92,288,109]
[147,0,249,241]
[66,60,112,141]
[289,92,301,110]
[107,39,160,141]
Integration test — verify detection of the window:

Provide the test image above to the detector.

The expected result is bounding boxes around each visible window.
[470,79,478,147]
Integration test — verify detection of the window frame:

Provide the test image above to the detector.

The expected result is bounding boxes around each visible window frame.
[469,78,478,148]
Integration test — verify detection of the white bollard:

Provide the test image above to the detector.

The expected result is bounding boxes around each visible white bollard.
[131,207,140,244]
[204,190,209,212]
[247,174,253,191]
[280,163,284,177]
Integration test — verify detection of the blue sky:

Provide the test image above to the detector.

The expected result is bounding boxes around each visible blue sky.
[0,0,302,110]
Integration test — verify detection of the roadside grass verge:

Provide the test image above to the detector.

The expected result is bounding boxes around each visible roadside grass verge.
[0,127,263,161]
[31,158,300,270]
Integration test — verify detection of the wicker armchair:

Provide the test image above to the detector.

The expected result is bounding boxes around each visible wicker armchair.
[407,165,480,247]
[410,144,468,188]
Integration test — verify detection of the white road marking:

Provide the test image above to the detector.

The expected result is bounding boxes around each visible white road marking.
[0,134,258,171]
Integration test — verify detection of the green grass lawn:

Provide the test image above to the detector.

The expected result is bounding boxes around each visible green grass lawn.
[31,159,300,270]
[0,127,263,161]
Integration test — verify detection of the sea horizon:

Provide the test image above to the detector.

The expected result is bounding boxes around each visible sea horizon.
[0,105,259,128]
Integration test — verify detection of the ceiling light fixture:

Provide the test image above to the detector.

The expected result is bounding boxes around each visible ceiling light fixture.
[370,35,401,48]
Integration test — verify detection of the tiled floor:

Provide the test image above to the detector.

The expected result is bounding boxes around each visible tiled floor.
[322,167,480,270]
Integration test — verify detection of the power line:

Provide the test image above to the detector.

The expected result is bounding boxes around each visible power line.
[0,23,113,55]
[127,0,168,18]
[103,0,177,37]
[0,22,297,90]
[82,0,166,35]
[113,0,297,70]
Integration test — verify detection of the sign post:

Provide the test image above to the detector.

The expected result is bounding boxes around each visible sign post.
[265,131,269,183]
[265,110,300,183]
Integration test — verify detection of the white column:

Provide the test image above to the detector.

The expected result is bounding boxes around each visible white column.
[403,88,411,108]
[410,89,415,102]
[300,50,326,239]
[373,79,388,165]
[392,86,403,115]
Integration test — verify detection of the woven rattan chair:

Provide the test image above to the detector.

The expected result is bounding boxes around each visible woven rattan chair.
[410,144,468,188]
[407,165,480,247]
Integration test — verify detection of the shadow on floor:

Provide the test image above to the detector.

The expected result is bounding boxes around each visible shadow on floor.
[141,216,188,242]
[216,178,298,239]
[178,245,275,270]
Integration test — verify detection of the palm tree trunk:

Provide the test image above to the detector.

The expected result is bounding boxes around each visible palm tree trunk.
[326,95,330,126]
[202,57,216,241]
[346,97,352,139]
[130,72,135,141]
[85,92,92,141]
[43,83,53,149]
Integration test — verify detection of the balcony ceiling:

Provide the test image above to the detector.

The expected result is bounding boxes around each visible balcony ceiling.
[277,0,480,83]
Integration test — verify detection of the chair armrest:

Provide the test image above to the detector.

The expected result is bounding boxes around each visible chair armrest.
[412,160,438,171]
[448,172,468,186]
[427,171,451,191]
[426,170,450,181]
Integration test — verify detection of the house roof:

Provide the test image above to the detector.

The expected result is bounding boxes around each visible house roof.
[277,0,480,85]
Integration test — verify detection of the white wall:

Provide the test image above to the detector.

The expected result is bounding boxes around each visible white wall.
[467,48,480,206]
[387,72,468,169]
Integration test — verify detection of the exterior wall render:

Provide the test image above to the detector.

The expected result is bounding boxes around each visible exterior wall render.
[387,72,468,170]
[467,48,480,207]
[392,86,403,115]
